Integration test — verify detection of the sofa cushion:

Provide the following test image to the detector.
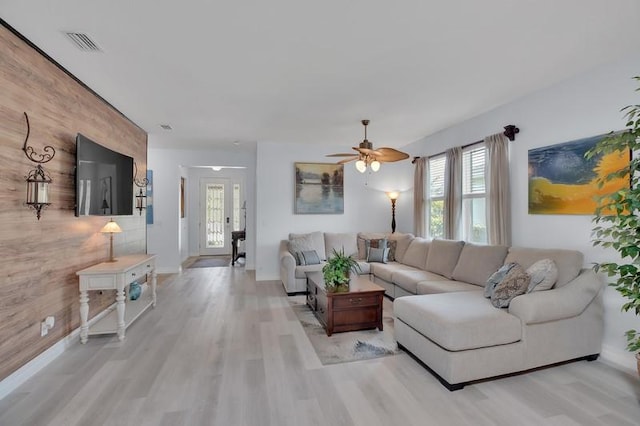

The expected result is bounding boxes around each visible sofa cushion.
[526,259,558,292]
[402,238,431,269]
[324,232,358,260]
[387,233,415,263]
[289,231,326,261]
[416,280,481,295]
[370,262,415,282]
[393,270,445,294]
[294,263,325,279]
[491,264,530,308]
[452,243,508,287]
[504,247,582,288]
[355,261,371,275]
[425,239,465,279]
[394,292,522,351]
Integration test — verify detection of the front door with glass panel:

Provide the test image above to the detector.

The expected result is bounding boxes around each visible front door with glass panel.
[200,179,232,255]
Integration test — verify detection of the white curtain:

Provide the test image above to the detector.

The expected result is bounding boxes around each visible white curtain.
[444,147,462,240]
[413,157,427,237]
[485,133,511,245]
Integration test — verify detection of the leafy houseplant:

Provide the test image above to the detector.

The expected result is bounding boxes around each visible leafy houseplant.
[586,76,640,372]
[322,247,361,292]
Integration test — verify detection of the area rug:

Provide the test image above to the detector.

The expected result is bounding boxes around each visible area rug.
[289,296,400,365]
[187,256,231,268]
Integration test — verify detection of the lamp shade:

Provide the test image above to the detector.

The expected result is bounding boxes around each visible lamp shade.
[370,160,380,172]
[101,219,122,234]
[355,160,367,173]
[386,191,400,200]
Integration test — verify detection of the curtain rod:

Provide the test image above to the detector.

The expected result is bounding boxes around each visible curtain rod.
[411,124,519,164]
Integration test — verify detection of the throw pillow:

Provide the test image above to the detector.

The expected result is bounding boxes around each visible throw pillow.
[387,240,397,262]
[485,263,518,298]
[289,234,317,265]
[297,250,320,266]
[526,258,558,292]
[491,264,530,308]
[366,238,387,250]
[367,246,390,263]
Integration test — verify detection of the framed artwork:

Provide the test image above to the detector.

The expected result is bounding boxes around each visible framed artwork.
[528,133,630,215]
[146,170,154,225]
[180,177,186,218]
[295,162,344,214]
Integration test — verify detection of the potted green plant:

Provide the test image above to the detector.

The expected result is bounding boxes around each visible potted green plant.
[586,76,640,375]
[322,247,361,292]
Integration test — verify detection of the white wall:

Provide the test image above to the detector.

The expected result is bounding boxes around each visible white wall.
[403,55,640,371]
[148,142,256,273]
[255,141,413,281]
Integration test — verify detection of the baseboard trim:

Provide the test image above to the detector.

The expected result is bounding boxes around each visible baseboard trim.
[600,344,637,374]
[0,304,114,401]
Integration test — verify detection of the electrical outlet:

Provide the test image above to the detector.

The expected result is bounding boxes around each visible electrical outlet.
[40,316,55,337]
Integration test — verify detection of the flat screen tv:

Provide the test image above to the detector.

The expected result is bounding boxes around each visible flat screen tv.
[75,133,134,216]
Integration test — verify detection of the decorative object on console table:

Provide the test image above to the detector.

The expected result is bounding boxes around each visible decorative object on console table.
[77,254,157,343]
[322,247,361,292]
[133,161,148,215]
[585,76,640,375]
[386,191,399,233]
[101,218,122,262]
[295,162,344,214]
[528,133,630,215]
[21,112,55,220]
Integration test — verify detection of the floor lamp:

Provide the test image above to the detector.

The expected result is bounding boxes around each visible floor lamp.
[386,192,399,234]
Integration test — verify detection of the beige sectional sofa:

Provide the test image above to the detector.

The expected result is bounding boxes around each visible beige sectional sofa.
[279,232,605,390]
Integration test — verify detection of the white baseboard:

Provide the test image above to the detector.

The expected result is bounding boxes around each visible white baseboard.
[600,344,637,374]
[0,305,114,401]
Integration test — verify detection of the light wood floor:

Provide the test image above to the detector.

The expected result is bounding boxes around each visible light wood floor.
[1,266,639,425]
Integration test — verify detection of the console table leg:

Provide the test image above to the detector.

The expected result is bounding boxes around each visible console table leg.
[151,269,157,308]
[79,290,89,344]
[116,288,126,341]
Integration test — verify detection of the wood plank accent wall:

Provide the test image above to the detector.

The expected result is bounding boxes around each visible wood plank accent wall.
[0,25,148,381]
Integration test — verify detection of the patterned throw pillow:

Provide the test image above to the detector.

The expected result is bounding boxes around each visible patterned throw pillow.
[491,264,530,308]
[296,250,320,266]
[367,247,390,263]
[289,234,316,265]
[366,238,387,250]
[387,240,397,262]
[526,259,558,292]
[485,263,517,298]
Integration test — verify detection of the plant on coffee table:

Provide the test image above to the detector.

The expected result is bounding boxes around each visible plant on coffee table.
[586,76,640,374]
[322,247,361,293]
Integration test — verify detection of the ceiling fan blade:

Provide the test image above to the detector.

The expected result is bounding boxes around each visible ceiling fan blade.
[374,147,410,162]
[336,156,358,164]
[354,147,382,157]
[326,153,358,157]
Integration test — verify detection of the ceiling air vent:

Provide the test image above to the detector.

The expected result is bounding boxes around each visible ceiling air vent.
[63,32,103,52]
[160,124,173,131]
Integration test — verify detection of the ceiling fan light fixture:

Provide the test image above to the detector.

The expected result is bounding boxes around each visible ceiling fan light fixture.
[370,160,380,172]
[355,160,367,173]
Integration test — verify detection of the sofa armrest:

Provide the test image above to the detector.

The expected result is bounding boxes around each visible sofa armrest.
[279,240,296,292]
[509,269,604,325]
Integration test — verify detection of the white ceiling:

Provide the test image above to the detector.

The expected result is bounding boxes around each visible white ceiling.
[3,0,640,150]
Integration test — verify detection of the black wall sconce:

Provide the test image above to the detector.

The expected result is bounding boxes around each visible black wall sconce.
[22,112,55,220]
[133,162,148,215]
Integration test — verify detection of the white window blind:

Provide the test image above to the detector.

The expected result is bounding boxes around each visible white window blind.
[463,146,486,195]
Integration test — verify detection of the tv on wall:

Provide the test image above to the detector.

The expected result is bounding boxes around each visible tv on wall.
[75,133,134,216]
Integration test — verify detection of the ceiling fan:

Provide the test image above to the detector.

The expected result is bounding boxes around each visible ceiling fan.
[327,120,410,173]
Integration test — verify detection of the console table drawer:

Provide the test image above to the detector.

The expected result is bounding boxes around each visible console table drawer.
[333,294,379,309]
[85,275,116,290]
[126,264,149,283]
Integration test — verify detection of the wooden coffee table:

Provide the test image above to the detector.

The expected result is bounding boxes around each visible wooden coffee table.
[306,272,385,336]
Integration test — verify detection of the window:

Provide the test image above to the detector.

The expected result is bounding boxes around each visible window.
[233,183,241,231]
[426,154,445,238]
[462,144,487,243]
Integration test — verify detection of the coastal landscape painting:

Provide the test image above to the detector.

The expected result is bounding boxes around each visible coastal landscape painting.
[528,134,630,215]
[295,162,344,214]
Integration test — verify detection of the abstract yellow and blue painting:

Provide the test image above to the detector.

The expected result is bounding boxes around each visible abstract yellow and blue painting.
[528,134,630,215]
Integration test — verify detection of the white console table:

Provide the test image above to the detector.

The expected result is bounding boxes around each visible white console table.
[77,254,157,343]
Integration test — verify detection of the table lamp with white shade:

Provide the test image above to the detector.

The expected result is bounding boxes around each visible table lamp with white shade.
[101,218,122,262]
